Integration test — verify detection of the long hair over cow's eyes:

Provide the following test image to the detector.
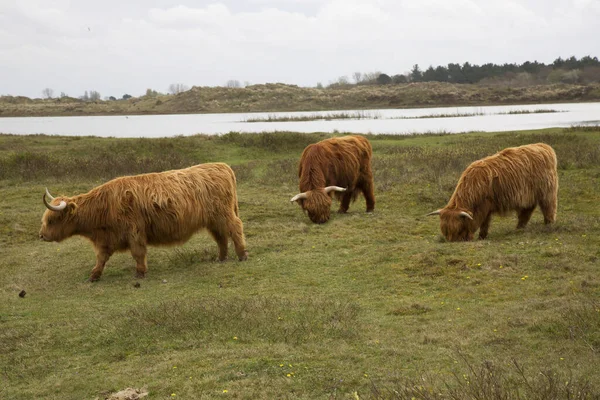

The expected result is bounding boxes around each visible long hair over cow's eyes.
[301,191,332,224]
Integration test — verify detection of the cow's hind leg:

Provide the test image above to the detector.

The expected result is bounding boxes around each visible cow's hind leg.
[517,206,536,229]
[90,246,113,282]
[130,242,148,279]
[228,216,248,261]
[360,178,375,212]
[209,228,229,261]
[539,197,557,225]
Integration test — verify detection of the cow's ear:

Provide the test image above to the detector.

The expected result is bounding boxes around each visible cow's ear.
[67,202,78,215]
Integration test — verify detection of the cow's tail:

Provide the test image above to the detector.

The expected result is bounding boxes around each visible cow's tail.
[229,164,241,217]
[234,195,240,217]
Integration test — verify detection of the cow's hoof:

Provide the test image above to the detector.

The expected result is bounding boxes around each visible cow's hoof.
[135,271,146,279]
[88,276,100,282]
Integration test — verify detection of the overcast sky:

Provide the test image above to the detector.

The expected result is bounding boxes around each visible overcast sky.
[1,0,599,98]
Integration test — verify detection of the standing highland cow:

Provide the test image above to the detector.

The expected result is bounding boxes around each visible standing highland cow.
[428,143,558,241]
[39,163,248,281]
[291,135,375,223]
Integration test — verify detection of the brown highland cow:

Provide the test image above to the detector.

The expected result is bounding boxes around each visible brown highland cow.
[291,135,375,223]
[428,143,558,241]
[40,163,248,281]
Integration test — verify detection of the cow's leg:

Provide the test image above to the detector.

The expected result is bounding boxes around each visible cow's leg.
[478,212,493,240]
[130,243,148,279]
[360,178,375,213]
[228,217,248,261]
[338,191,353,214]
[517,206,536,229]
[539,197,557,225]
[209,228,229,261]
[90,247,113,282]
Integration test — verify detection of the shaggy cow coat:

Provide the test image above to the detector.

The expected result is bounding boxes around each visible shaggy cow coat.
[40,163,248,281]
[429,143,558,241]
[291,135,375,223]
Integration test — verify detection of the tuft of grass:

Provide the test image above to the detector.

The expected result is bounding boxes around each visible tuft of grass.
[245,110,382,122]
[392,111,485,119]
[216,131,327,152]
[369,356,599,399]
[502,108,564,115]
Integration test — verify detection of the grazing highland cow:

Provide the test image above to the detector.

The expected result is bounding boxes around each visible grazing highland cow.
[291,135,375,223]
[39,163,248,281]
[428,143,558,241]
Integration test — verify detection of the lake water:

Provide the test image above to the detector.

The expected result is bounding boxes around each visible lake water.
[1,102,599,138]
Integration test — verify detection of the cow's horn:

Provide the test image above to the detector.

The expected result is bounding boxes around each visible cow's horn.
[290,193,308,202]
[45,187,55,201]
[426,210,442,216]
[324,186,346,193]
[459,211,474,220]
[43,188,67,211]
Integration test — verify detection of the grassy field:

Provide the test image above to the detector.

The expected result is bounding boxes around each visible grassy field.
[1,82,599,117]
[1,128,599,399]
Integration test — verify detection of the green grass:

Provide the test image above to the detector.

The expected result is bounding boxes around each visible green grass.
[1,127,600,399]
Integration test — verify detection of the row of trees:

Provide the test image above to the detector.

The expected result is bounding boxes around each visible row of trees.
[41,83,192,101]
[408,56,600,84]
[40,80,257,101]
[330,56,600,88]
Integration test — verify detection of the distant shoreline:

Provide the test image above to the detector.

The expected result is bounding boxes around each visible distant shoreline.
[1,82,599,118]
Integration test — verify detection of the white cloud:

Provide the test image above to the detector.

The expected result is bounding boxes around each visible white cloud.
[0,0,598,98]
[148,4,232,27]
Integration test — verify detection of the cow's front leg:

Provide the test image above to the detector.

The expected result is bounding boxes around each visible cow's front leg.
[517,206,536,229]
[90,247,113,282]
[478,212,493,240]
[338,191,353,214]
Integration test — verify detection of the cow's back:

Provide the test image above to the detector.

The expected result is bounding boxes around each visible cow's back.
[299,135,371,191]
[450,143,557,212]
[99,163,238,245]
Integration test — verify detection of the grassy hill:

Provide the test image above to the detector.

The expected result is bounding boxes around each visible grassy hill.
[1,127,599,399]
[2,82,600,117]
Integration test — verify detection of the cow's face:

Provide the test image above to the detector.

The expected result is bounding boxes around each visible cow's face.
[39,198,77,242]
[299,190,332,224]
[438,209,475,242]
